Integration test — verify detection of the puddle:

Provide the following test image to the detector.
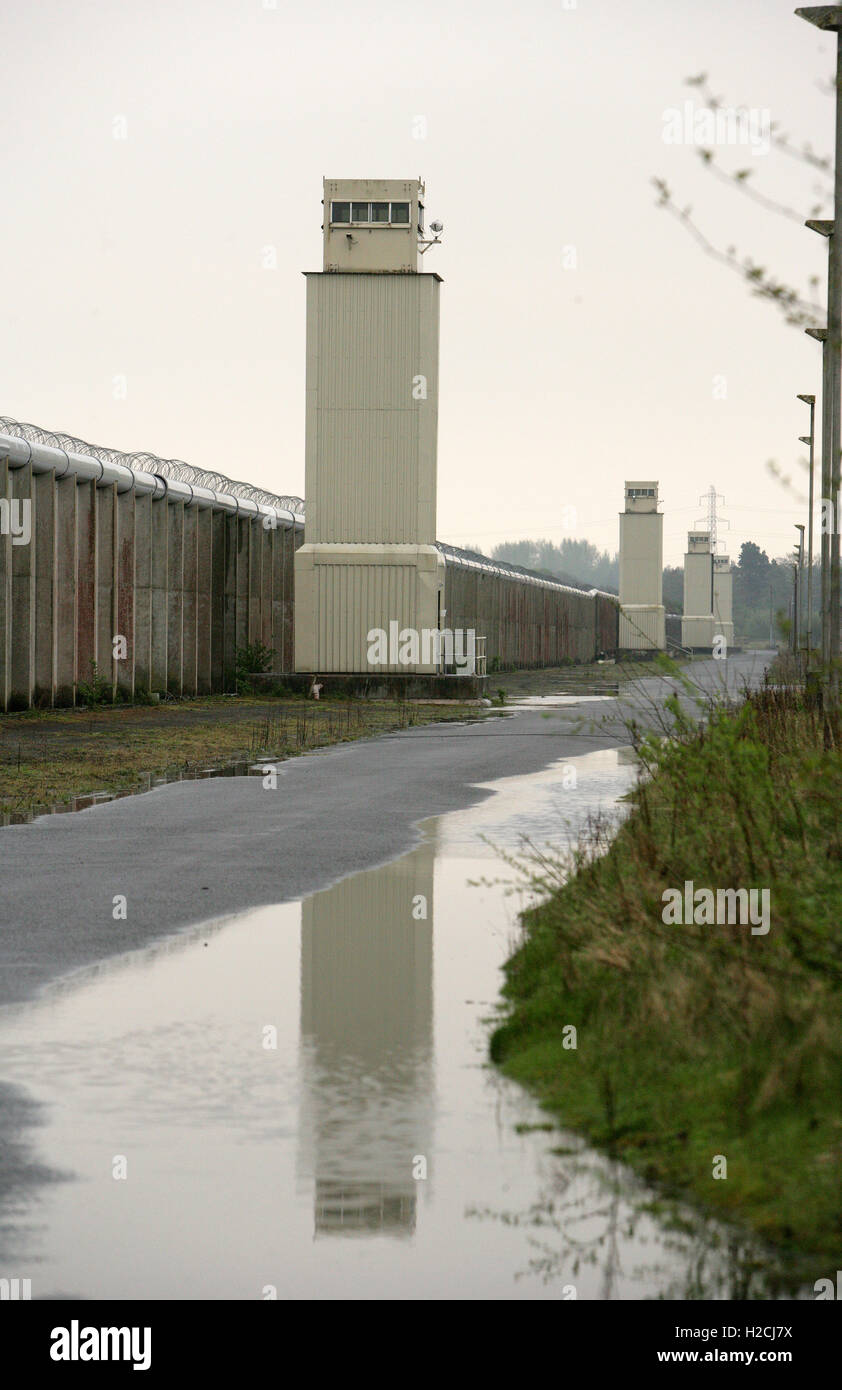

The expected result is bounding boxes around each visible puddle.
[502,693,617,709]
[0,748,796,1299]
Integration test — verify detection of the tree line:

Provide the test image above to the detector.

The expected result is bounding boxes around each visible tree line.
[488,537,805,642]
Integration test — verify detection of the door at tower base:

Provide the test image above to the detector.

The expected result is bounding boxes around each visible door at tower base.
[294,544,446,673]
[619,604,666,651]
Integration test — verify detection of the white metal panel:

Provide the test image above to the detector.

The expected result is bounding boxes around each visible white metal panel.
[619,510,663,607]
[323,178,422,273]
[713,558,733,624]
[315,563,417,672]
[684,552,713,618]
[305,273,439,546]
[619,605,665,650]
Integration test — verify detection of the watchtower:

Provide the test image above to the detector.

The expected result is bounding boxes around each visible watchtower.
[294,178,445,674]
[618,481,665,650]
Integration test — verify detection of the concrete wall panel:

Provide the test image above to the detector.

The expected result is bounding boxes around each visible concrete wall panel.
[115,489,136,699]
[166,501,184,697]
[33,470,56,706]
[55,476,78,705]
[96,485,115,695]
[1,449,305,708]
[150,496,168,693]
[181,505,198,697]
[134,492,153,693]
[9,463,35,710]
[196,507,213,696]
[0,457,11,711]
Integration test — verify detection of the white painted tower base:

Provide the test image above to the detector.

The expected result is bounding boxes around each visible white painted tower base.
[294,543,445,673]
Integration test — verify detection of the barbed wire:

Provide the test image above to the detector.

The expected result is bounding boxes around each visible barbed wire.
[0,416,305,517]
[437,541,617,598]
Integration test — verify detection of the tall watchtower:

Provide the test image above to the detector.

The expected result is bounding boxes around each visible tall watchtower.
[618,481,665,651]
[682,531,714,649]
[294,178,445,674]
[713,554,734,648]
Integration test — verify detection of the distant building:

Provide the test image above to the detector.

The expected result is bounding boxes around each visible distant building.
[618,481,665,651]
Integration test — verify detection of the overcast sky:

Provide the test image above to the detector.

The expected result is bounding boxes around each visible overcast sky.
[2,0,836,566]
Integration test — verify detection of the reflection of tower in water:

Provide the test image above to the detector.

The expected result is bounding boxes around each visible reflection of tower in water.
[298,837,434,1237]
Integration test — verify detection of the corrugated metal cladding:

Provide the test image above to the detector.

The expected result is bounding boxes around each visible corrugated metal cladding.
[304,274,439,545]
[314,562,425,672]
[619,515,663,605]
[619,608,664,650]
[443,554,619,668]
[684,553,712,617]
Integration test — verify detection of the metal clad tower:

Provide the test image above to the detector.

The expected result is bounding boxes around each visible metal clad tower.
[295,178,445,673]
[681,530,715,649]
[713,554,735,648]
[618,481,665,651]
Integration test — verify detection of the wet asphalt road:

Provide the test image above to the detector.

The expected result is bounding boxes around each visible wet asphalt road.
[0,652,772,1009]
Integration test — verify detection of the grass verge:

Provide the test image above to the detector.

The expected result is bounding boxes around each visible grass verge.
[490,676,842,1290]
[0,695,480,818]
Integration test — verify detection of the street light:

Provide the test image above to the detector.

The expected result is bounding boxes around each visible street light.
[805,323,831,670]
[798,6,842,702]
[796,523,806,666]
[798,392,816,664]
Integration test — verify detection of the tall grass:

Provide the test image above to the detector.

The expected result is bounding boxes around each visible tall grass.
[491,682,842,1280]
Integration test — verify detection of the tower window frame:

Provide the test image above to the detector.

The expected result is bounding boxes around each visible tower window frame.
[329,199,418,227]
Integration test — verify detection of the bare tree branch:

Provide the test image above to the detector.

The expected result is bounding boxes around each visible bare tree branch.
[652,178,823,329]
[695,148,824,225]
[685,73,833,179]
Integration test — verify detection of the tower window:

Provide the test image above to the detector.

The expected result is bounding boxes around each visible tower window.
[417,201,425,233]
[331,198,416,228]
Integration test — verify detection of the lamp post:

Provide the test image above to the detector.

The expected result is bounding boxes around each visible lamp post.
[805,264,832,678]
[798,6,842,704]
[796,523,806,667]
[798,392,816,664]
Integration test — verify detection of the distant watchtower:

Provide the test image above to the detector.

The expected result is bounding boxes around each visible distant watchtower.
[681,531,714,650]
[618,481,665,651]
[713,554,734,648]
[295,178,445,674]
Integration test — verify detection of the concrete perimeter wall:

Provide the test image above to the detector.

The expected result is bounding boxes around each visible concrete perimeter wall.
[1,442,302,711]
[1,439,619,708]
[443,552,618,669]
